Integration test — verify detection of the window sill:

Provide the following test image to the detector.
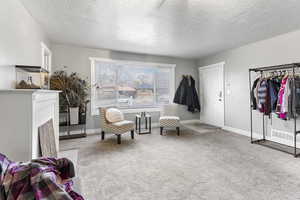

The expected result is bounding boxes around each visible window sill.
[120,107,161,114]
[91,107,162,116]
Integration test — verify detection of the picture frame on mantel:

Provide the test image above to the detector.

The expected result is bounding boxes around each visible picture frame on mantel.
[38,119,57,158]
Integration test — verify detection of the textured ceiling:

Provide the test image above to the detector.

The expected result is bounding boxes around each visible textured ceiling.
[20,0,300,59]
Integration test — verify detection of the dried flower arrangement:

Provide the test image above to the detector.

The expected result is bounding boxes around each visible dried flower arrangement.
[50,70,89,113]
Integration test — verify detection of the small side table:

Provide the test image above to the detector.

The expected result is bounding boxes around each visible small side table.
[135,112,151,134]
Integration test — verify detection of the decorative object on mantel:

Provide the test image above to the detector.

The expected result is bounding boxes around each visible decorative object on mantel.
[15,65,49,89]
[38,119,57,157]
[50,70,89,140]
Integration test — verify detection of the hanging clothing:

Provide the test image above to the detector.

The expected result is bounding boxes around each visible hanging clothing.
[294,77,300,115]
[173,76,188,105]
[251,78,260,110]
[255,78,263,110]
[259,80,271,115]
[257,79,271,114]
[173,75,200,113]
[257,80,267,105]
[250,70,300,121]
[288,78,294,119]
[276,76,289,120]
[268,78,281,111]
[250,74,297,119]
[288,77,300,117]
[186,76,201,112]
[282,78,291,114]
[268,80,278,111]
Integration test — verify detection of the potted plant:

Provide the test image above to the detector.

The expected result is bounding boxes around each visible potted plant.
[50,71,89,125]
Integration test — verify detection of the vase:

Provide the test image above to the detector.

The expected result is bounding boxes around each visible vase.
[69,107,79,125]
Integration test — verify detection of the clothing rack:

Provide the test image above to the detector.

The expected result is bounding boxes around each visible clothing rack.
[248,63,300,157]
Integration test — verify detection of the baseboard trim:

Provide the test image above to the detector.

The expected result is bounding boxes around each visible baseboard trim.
[222,126,261,138]
[60,119,202,136]
[86,128,101,134]
[222,126,250,137]
[62,123,298,148]
[181,119,201,124]
[60,122,261,139]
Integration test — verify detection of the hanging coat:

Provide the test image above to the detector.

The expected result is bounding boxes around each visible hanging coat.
[173,76,188,105]
[251,78,260,110]
[186,76,201,112]
[173,76,200,113]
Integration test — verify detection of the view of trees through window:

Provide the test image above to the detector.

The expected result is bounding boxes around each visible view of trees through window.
[93,60,173,109]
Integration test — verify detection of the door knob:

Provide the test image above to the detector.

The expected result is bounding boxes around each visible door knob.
[218,91,222,101]
[219,91,222,98]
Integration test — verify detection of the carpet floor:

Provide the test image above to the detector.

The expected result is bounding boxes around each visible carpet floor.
[60,123,300,200]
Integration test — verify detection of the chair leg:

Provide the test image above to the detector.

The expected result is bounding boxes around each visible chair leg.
[145,118,148,129]
[117,134,121,144]
[160,127,163,135]
[176,127,180,136]
[101,131,105,140]
[131,130,134,139]
[139,118,141,134]
[135,117,138,130]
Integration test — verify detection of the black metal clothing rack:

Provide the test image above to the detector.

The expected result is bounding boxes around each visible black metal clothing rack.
[248,63,300,157]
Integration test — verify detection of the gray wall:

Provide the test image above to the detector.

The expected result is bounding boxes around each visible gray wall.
[52,44,199,129]
[197,29,300,135]
[0,0,50,89]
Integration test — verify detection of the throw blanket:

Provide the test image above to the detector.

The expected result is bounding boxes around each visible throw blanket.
[0,154,84,200]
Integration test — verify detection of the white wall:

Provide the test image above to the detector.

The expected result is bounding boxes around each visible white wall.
[0,0,50,89]
[52,44,199,129]
[197,29,300,136]
[0,66,16,89]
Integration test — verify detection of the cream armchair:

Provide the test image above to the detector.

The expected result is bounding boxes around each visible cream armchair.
[99,107,135,144]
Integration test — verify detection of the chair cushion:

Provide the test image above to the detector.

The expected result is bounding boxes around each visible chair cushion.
[105,108,124,123]
[159,116,180,127]
[160,116,180,121]
[112,120,134,127]
[111,120,134,134]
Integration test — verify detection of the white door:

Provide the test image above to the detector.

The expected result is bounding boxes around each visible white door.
[199,62,224,128]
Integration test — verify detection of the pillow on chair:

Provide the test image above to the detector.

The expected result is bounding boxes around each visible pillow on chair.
[105,108,124,123]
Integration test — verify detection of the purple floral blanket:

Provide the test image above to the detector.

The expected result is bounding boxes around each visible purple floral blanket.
[0,153,84,200]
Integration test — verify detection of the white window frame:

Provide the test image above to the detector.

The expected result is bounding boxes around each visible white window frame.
[90,57,176,116]
[41,42,52,72]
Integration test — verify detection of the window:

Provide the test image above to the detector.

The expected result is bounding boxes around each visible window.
[90,58,175,115]
[41,42,52,72]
